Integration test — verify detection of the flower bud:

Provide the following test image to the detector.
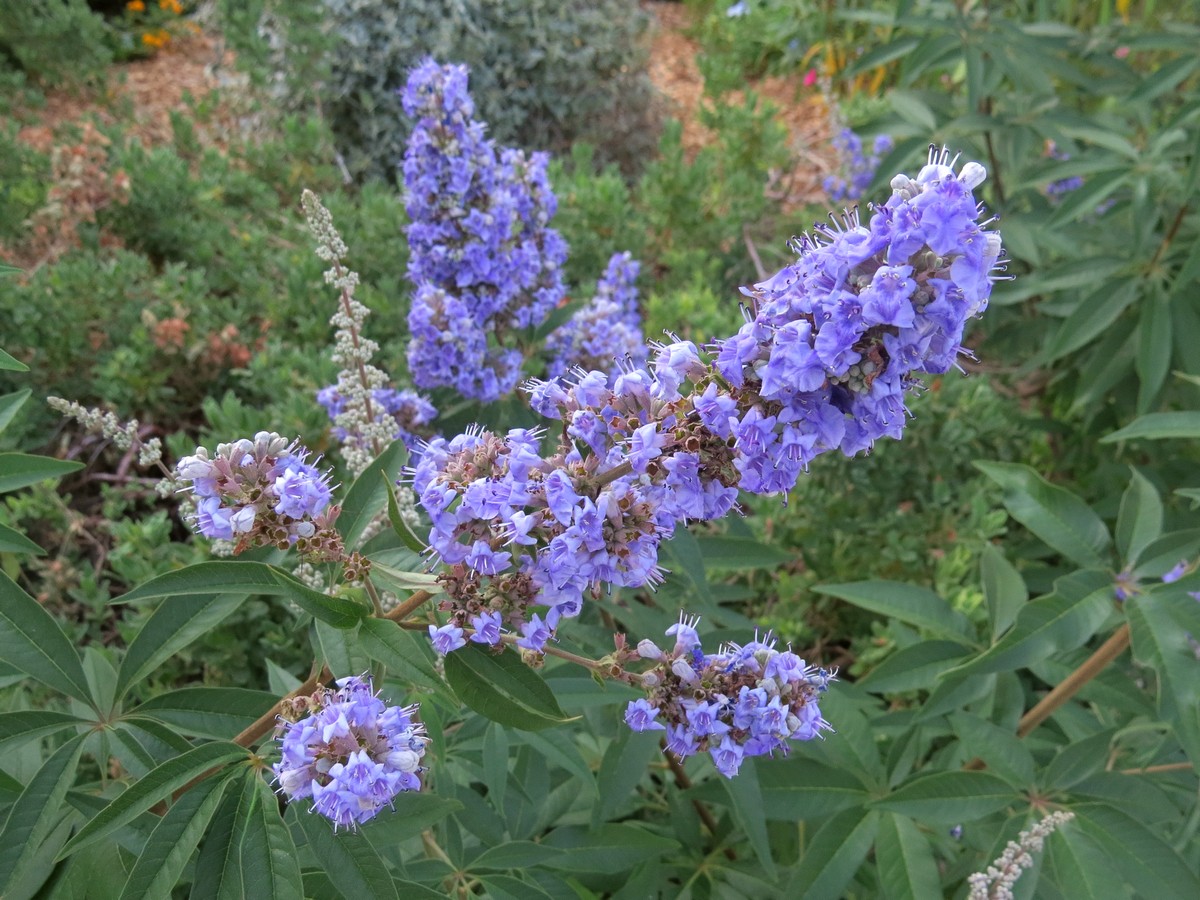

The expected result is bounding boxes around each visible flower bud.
[637,639,664,660]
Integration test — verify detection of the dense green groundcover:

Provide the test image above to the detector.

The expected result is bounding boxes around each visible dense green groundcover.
[1,1,1199,897]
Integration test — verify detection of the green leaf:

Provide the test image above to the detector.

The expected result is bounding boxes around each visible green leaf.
[1136,295,1173,411]
[0,453,82,494]
[117,561,368,628]
[594,729,659,826]
[949,713,1035,786]
[812,581,971,641]
[385,478,428,553]
[233,775,304,900]
[1043,730,1114,790]
[692,534,792,571]
[338,440,408,549]
[1047,169,1129,227]
[443,644,574,730]
[1115,468,1162,567]
[872,771,1018,823]
[1127,590,1200,767]
[0,710,89,753]
[947,569,1114,678]
[366,561,441,594]
[313,619,367,678]
[875,813,942,900]
[134,688,276,740]
[0,734,86,895]
[358,793,462,846]
[0,522,45,555]
[119,774,232,900]
[1045,826,1133,900]
[787,808,878,898]
[1044,278,1139,361]
[889,89,936,131]
[845,37,922,76]
[718,759,774,879]
[0,349,28,372]
[189,785,241,899]
[475,874,555,900]
[59,742,250,859]
[1102,412,1200,442]
[0,569,94,706]
[294,808,399,900]
[1072,804,1200,899]
[758,757,870,820]
[115,593,247,702]
[980,544,1027,640]
[975,462,1111,567]
[541,824,679,874]
[0,389,30,435]
[357,618,447,696]
[468,841,565,872]
[858,641,973,694]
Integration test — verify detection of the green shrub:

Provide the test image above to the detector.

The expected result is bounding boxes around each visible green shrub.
[0,0,112,86]
[301,0,662,182]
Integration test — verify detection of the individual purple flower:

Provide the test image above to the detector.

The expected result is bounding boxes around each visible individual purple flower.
[429,622,467,655]
[625,698,666,732]
[470,610,504,645]
[517,613,552,653]
[546,252,646,379]
[273,675,427,830]
[274,457,333,520]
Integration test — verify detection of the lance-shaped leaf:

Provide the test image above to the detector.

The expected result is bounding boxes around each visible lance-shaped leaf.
[787,807,879,898]
[386,477,429,553]
[58,741,250,859]
[1127,587,1200,767]
[946,569,1114,678]
[118,774,233,900]
[115,593,247,702]
[294,806,400,900]
[232,774,304,900]
[0,710,90,753]
[871,771,1018,823]
[0,522,44,555]
[1072,804,1200,898]
[1115,468,1162,566]
[117,560,368,628]
[0,569,93,706]
[357,618,447,696]
[0,733,86,895]
[814,581,972,642]
[134,687,277,740]
[444,644,574,730]
[875,812,942,900]
[338,440,408,549]
[1102,411,1200,442]
[0,453,83,494]
[976,461,1112,568]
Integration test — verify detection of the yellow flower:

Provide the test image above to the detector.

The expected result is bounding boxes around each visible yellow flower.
[126,0,145,11]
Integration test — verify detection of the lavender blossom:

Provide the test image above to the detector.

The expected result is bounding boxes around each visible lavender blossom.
[824,128,893,203]
[546,252,646,378]
[625,613,834,777]
[273,675,428,830]
[409,148,1003,654]
[402,59,568,401]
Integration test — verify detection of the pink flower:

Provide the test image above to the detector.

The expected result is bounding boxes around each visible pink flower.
[803,68,818,87]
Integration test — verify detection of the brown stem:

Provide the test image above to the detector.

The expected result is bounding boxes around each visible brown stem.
[232,666,331,749]
[384,589,434,622]
[1119,761,1194,775]
[663,748,737,861]
[595,460,634,489]
[1147,203,1189,273]
[1017,624,1130,738]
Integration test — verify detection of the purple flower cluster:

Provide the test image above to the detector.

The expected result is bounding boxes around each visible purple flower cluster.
[317,385,438,450]
[273,675,428,830]
[546,252,647,379]
[402,59,569,401]
[625,614,833,777]
[824,129,893,203]
[175,432,338,554]
[410,148,1002,650]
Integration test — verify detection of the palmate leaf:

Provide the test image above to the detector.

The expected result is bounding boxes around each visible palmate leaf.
[443,644,574,730]
[0,570,94,707]
[58,742,251,860]
[0,733,87,897]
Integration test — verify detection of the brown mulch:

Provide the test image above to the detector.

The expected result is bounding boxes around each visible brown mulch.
[12,29,246,156]
[643,1,835,210]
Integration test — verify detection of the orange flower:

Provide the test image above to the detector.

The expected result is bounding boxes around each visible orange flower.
[126,0,145,11]
[141,29,171,49]
[159,0,183,13]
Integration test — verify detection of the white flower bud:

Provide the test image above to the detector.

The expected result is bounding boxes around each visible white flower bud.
[959,161,987,189]
[671,658,698,684]
[230,506,257,534]
[637,639,663,660]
